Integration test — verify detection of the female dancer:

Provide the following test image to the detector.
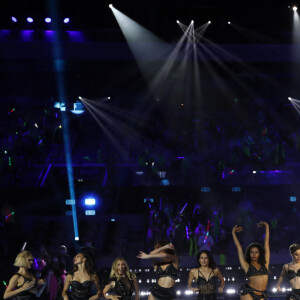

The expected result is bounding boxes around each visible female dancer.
[62,250,101,300]
[103,257,139,300]
[276,243,300,299]
[187,250,225,300]
[137,241,179,300]
[232,221,270,300]
[4,250,45,300]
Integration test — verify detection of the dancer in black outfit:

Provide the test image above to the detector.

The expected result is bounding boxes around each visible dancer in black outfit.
[187,250,224,300]
[232,221,270,300]
[103,257,139,300]
[137,241,178,300]
[4,251,45,300]
[62,251,101,300]
[277,243,300,300]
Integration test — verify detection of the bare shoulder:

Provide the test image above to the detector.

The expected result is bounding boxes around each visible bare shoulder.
[9,274,21,283]
[190,268,198,275]
[65,274,72,281]
[91,273,99,281]
[283,264,289,270]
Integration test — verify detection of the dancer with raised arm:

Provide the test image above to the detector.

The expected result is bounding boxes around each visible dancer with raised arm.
[103,257,139,300]
[187,250,225,300]
[232,221,270,300]
[62,250,101,300]
[137,241,179,300]
[276,243,300,299]
[4,251,45,300]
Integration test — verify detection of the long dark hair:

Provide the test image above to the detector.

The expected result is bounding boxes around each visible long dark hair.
[154,240,176,255]
[72,251,94,276]
[245,243,266,265]
[290,244,300,254]
[197,250,216,269]
[153,240,176,267]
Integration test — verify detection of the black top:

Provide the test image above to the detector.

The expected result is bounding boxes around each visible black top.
[69,280,92,300]
[111,276,134,300]
[156,263,178,280]
[287,267,300,281]
[246,264,268,277]
[197,269,218,295]
[12,273,36,300]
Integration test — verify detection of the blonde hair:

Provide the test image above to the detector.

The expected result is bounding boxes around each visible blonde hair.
[14,251,34,268]
[109,257,136,281]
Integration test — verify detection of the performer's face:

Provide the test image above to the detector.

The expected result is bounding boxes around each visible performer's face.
[116,260,126,275]
[249,247,260,262]
[292,250,300,263]
[26,256,34,269]
[73,253,86,265]
[199,253,209,267]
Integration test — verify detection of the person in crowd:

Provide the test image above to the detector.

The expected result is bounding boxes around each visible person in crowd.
[276,243,300,299]
[137,241,178,300]
[46,254,66,300]
[4,250,45,300]
[197,226,215,253]
[103,257,139,300]
[232,221,270,300]
[59,245,73,273]
[62,250,101,300]
[187,250,225,300]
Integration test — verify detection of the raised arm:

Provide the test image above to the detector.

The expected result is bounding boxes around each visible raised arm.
[276,264,287,291]
[137,251,178,264]
[232,225,249,273]
[89,274,102,300]
[4,275,36,299]
[214,268,225,293]
[257,221,270,266]
[187,269,199,293]
[149,243,174,255]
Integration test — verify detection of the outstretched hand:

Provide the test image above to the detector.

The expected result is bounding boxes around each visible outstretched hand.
[137,251,149,259]
[257,221,269,228]
[232,225,243,234]
[165,243,175,250]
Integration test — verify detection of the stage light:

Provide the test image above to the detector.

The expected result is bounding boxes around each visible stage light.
[208,21,211,24]
[66,199,76,205]
[232,186,241,192]
[71,102,84,115]
[176,20,179,23]
[201,187,210,192]
[290,196,297,202]
[191,20,194,24]
[63,18,70,24]
[75,236,79,240]
[11,17,17,23]
[85,198,96,205]
[107,96,111,99]
[45,17,52,23]
[288,97,292,100]
[228,21,231,24]
[109,4,113,8]
[27,17,34,23]
[293,6,298,11]
[253,170,257,174]
[85,210,96,215]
